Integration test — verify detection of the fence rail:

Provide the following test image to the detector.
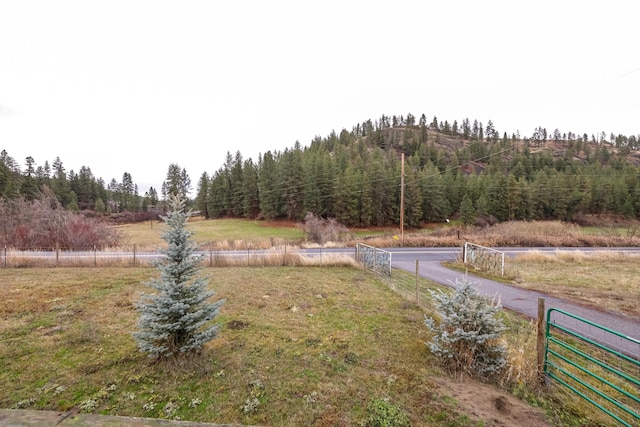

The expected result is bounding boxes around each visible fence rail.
[544,308,640,427]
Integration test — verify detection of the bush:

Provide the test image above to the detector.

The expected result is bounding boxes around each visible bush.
[0,189,121,249]
[424,278,507,378]
[302,212,352,244]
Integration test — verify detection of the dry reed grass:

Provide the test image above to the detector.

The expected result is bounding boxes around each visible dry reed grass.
[206,250,357,268]
[1,250,155,268]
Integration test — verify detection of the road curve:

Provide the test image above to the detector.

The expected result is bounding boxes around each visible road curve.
[388,247,640,359]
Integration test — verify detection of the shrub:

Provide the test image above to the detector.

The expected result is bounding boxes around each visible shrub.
[0,189,121,249]
[424,278,507,378]
[302,212,352,244]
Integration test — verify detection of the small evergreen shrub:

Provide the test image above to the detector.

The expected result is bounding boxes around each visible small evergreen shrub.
[133,195,225,360]
[424,278,507,378]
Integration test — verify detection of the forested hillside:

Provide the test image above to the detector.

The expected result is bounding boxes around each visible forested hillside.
[197,114,640,227]
[3,113,640,229]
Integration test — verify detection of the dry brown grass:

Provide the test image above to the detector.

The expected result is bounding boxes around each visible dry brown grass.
[206,250,357,268]
[365,221,640,249]
[499,320,539,389]
[1,247,356,269]
[1,250,155,268]
[510,250,640,318]
[204,238,291,251]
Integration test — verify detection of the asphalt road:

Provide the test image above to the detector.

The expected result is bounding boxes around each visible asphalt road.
[386,247,640,359]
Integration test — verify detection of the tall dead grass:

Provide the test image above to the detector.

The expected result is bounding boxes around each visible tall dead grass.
[516,249,640,264]
[205,238,289,251]
[1,251,156,268]
[206,250,357,268]
[2,248,356,268]
[364,221,640,248]
[499,320,539,389]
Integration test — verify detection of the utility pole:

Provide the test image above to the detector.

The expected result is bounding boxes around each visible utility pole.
[400,153,405,245]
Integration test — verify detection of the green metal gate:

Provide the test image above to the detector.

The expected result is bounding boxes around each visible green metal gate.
[544,308,639,426]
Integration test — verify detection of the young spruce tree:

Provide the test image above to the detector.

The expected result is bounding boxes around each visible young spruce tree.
[134,195,225,360]
[424,278,506,378]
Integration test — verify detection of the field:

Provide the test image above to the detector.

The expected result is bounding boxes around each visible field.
[508,250,640,319]
[4,219,638,425]
[0,267,554,426]
[115,218,306,248]
[114,217,640,251]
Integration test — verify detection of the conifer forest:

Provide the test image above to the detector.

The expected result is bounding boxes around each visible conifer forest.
[3,113,640,232]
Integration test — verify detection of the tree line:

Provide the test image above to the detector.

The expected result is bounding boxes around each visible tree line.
[3,113,640,228]
[0,150,191,216]
[197,115,640,227]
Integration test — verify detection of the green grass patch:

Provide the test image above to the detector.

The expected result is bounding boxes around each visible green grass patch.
[1,267,494,426]
[116,218,305,247]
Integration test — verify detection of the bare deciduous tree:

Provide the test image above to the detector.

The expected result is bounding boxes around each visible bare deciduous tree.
[0,187,121,249]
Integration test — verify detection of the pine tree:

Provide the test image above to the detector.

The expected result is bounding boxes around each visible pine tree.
[163,163,191,201]
[134,195,225,360]
[242,159,260,218]
[258,151,282,220]
[459,193,475,225]
[195,172,209,219]
[21,156,39,200]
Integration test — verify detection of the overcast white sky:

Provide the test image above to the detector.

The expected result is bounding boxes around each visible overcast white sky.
[1,1,638,194]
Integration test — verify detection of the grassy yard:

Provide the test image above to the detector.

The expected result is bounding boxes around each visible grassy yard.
[1,267,492,426]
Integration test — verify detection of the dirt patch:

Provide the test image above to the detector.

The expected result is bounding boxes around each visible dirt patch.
[226,320,249,330]
[435,376,552,426]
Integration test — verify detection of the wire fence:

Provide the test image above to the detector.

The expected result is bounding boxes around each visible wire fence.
[364,258,442,313]
[355,243,392,276]
[0,246,357,268]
